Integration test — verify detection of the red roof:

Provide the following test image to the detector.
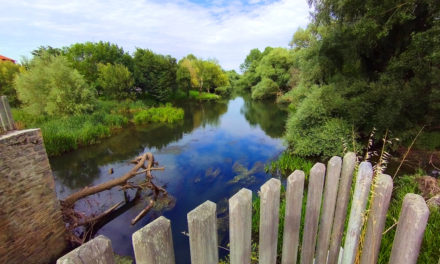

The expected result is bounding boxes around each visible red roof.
[0,55,15,63]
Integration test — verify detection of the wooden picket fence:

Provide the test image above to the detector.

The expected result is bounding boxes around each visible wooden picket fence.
[56,152,432,264]
[0,96,15,133]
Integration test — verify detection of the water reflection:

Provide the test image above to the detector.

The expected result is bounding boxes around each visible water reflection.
[50,96,286,263]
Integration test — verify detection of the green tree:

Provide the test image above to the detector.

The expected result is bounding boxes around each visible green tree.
[63,41,132,91]
[133,49,177,101]
[15,53,95,116]
[0,61,23,106]
[97,63,134,100]
[176,64,192,97]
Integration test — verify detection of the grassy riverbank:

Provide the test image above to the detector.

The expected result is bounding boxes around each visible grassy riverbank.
[12,100,184,156]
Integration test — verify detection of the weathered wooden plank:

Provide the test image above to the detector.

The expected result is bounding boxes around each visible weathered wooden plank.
[360,174,393,264]
[1,96,14,131]
[389,193,429,264]
[187,200,218,264]
[300,163,326,264]
[327,152,356,264]
[259,178,281,264]
[342,162,373,264]
[132,216,175,264]
[56,235,115,264]
[281,170,305,264]
[0,97,8,132]
[229,188,252,264]
[315,156,342,264]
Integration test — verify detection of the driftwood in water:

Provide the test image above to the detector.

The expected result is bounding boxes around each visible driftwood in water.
[61,152,168,245]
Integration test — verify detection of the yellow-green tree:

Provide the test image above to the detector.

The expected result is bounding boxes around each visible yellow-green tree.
[0,61,23,106]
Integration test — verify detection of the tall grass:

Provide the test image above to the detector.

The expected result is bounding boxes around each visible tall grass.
[133,103,184,124]
[265,152,314,179]
[12,100,183,156]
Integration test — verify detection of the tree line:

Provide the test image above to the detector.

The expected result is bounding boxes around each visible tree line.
[0,41,233,117]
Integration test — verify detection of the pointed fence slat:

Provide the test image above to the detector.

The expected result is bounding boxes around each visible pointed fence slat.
[132,216,175,264]
[342,162,373,264]
[389,194,430,264]
[327,152,357,264]
[281,170,305,264]
[360,174,393,264]
[229,188,252,264]
[56,235,115,264]
[187,200,218,264]
[259,178,281,264]
[315,156,342,264]
[300,163,326,264]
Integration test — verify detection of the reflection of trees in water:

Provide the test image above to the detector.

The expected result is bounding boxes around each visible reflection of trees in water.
[240,96,288,138]
[51,99,229,189]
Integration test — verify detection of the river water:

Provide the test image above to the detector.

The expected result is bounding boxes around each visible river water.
[50,96,288,263]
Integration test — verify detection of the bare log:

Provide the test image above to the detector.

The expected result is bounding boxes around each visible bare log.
[76,201,124,227]
[62,152,154,207]
[131,200,155,225]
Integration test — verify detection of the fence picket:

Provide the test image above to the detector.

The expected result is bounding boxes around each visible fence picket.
[132,216,175,264]
[360,174,393,264]
[389,194,429,264]
[300,163,326,264]
[315,156,342,264]
[229,188,252,264]
[327,152,357,264]
[56,235,115,264]
[281,170,305,264]
[259,178,281,264]
[342,162,373,264]
[187,200,218,264]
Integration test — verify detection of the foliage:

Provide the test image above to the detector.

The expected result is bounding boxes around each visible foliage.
[176,63,192,97]
[12,99,176,156]
[14,53,96,116]
[63,41,132,88]
[133,104,184,124]
[97,63,134,100]
[0,61,23,106]
[188,90,220,100]
[133,49,177,101]
[265,152,314,178]
[251,78,279,99]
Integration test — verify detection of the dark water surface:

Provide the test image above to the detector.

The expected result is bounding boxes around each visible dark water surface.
[50,96,288,263]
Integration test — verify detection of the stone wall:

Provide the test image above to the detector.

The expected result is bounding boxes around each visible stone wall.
[0,129,67,264]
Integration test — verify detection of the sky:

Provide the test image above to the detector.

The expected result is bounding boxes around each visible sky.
[0,0,311,70]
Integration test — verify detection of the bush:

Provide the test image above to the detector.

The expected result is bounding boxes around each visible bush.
[97,63,134,100]
[14,53,95,116]
[133,104,184,124]
[251,78,279,100]
[188,90,220,100]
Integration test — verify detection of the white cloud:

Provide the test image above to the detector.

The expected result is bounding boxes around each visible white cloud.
[0,0,311,70]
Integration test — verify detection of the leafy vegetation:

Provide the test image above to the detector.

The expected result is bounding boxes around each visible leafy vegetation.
[265,152,314,178]
[97,63,134,100]
[0,61,23,106]
[14,52,96,116]
[133,104,184,124]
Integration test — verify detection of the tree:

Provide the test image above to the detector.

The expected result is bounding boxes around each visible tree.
[176,64,192,97]
[97,63,134,100]
[133,49,177,101]
[63,42,132,91]
[15,53,95,116]
[0,61,23,106]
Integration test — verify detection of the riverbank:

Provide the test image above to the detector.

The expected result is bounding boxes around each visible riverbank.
[12,100,184,156]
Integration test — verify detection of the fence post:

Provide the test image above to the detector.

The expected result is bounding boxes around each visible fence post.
[342,162,373,264]
[315,156,342,264]
[229,188,252,264]
[187,200,218,264]
[389,193,429,264]
[360,174,393,264]
[132,216,175,264]
[328,152,357,264]
[56,235,115,264]
[281,170,305,264]
[300,163,326,264]
[259,178,281,264]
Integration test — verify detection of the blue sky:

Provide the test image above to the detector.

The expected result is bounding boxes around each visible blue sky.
[0,0,311,70]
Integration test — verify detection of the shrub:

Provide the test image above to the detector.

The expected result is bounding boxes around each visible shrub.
[14,53,95,116]
[97,63,134,100]
[133,104,184,124]
[251,78,279,100]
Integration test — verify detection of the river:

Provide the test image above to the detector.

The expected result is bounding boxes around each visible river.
[50,96,288,263]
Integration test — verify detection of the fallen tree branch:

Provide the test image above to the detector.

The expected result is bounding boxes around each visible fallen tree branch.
[62,152,154,207]
[75,201,124,227]
[131,200,155,225]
